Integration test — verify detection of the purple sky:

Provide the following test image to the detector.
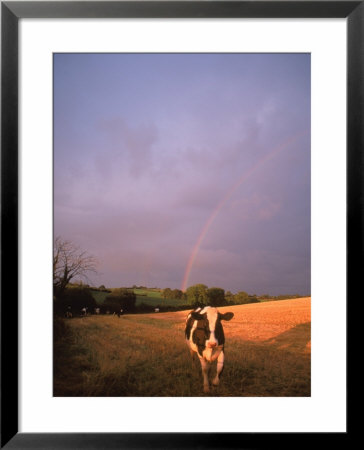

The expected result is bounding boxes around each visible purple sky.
[54,53,310,295]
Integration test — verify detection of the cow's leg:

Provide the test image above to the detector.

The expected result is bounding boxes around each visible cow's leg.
[199,358,210,393]
[212,351,224,386]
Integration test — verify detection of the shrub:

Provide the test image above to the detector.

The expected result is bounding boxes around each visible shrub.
[171,289,184,300]
[54,287,97,316]
[136,302,155,313]
[207,287,226,306]
[234,291,249,303]
[162,288,172,299]
[186,284,208,306]
[103,288,136,313]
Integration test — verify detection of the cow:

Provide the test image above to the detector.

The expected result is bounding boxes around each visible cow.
[185,306,234,393]
[113,309,124,317]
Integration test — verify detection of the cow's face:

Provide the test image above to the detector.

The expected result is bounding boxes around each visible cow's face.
[192,307,234,350]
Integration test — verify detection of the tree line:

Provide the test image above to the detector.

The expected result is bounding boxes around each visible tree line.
[53,286,137,316]
[53,237,305,316]
[156,285,259,307]
[53,237,136,316]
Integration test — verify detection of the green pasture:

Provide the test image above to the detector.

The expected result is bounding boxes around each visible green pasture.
[91,288,186,307]
[90,290,109,305]
[133,289,162,298]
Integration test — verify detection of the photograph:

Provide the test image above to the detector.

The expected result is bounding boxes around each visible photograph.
[53,52,311,397]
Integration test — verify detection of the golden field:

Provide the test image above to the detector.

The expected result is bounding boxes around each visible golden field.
[54,297,311,397]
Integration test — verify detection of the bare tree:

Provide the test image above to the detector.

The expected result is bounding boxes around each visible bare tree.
[53,236,98,298]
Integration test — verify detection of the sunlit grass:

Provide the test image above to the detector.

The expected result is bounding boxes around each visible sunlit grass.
[54,298,310,397]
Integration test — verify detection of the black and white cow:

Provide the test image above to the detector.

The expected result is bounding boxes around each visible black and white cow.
[185,306,234,393]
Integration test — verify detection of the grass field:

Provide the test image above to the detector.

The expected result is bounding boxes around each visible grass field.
[90,290,109,305]
[133,288,162,298]
[135,296,186,307]
[54,297,311,397]
[90,288,186,307]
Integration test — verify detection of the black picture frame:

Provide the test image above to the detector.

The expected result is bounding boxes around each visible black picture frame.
[1,1,357,448]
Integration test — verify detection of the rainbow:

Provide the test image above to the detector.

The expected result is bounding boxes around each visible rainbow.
[180,132,307,292]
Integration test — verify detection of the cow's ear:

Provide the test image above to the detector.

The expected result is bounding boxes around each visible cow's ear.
[191,312,204,320]
[220,312,234,321]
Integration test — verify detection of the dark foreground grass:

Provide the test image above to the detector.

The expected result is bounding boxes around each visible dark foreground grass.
[54,307,310,397]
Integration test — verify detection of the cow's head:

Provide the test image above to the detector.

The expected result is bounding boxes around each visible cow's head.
[192,306,234,350]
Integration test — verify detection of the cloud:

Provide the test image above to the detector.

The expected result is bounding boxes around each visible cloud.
[54,54,310,295]
[227,194,281,222]
[97,117,158,176]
